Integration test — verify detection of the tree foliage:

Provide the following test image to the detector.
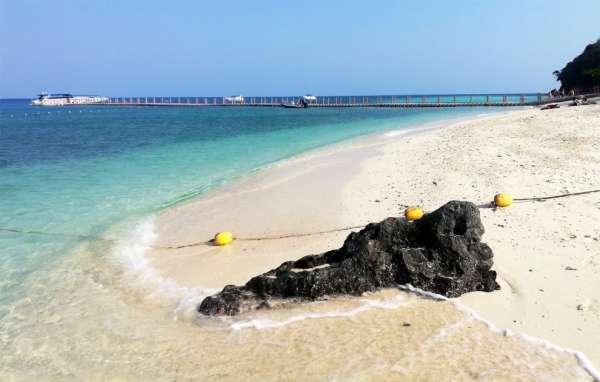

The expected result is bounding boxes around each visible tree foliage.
[554,38,600,91]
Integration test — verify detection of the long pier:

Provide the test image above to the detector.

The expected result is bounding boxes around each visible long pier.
[96,94,591,108]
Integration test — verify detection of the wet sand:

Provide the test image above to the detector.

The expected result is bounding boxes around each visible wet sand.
[144,104,600,378]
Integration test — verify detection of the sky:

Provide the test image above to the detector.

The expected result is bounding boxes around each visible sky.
[1,0,599,98]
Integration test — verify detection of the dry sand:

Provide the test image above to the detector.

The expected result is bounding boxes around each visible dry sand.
[147,104,600,368]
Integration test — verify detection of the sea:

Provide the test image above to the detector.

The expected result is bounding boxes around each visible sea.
[0,97,596,381]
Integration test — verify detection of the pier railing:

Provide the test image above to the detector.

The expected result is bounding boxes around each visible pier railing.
[98,90,600,108]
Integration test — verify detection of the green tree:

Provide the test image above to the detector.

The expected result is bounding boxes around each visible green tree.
[554,38,600,92]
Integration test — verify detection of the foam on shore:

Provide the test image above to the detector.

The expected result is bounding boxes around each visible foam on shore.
[228,294,409,330]
[401,284,600,381]
[220,282,598,380]
[108,217,216,319]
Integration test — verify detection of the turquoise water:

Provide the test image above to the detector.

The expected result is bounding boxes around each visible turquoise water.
[3,100,599,381]
[0,100,499,311]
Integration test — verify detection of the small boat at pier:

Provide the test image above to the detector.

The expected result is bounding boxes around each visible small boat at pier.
[281,94,316,108]
[224,95,244,104]
[281,102,306,108]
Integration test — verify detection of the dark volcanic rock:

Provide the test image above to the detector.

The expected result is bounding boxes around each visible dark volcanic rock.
[199,201,499,316]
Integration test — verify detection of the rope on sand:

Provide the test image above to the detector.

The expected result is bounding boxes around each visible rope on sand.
[512,189,600,202]
[155,225,366,250]
[238,224,366,241]
[239,189,600,242]
[0,227,115,243]
[3,189,599,249]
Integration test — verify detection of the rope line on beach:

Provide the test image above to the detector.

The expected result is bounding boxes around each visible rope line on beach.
[0,224,366,249]
[148,188,600,249]
[154,224,366,250]
[238,225,366,241]
[3,188,600,249]
[0,227,116,243]
[512,189,600,202]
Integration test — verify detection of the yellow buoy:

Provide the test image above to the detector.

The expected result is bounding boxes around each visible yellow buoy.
[494,193,513,207]
[405,206,424,221]
[214,231,233,246]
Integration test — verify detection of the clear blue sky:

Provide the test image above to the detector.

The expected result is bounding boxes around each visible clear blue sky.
[1,0,599,98]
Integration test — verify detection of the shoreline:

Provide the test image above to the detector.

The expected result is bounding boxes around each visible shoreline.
[336,103,600,367]
[153,108,510,213]
[143,104,600,373]
[144,109,515,289]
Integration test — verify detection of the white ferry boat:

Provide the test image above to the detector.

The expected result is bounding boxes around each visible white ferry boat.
[30,92,109,106]
[224,95,244,104]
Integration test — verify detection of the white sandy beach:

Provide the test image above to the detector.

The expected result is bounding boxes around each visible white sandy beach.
[342,103,600,365]
[146,104,600,376]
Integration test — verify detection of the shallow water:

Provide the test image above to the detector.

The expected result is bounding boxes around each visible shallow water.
[0,239,592,381]
[0,99,595,380]
[0,100,497,307]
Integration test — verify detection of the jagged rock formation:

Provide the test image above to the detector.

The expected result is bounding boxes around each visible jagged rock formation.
[199,201,499,316]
